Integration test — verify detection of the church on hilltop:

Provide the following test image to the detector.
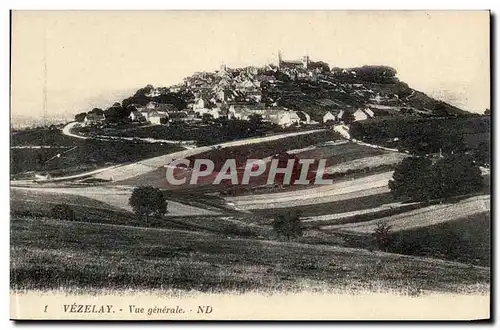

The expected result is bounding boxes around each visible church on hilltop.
[277,51,310,70]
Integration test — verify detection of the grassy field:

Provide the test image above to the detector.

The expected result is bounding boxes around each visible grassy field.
[10,128,184,177]
[293,141,388,166]
[189,130,341,170]
[10,187,264,235]
[250,192,394,219]
[324,195,490,234]
[11,140,184,177]
[315,211,491,267]
[389,212,491,267]
[10,217,489,294]
[349,116,490,155]
[11,127,77,147]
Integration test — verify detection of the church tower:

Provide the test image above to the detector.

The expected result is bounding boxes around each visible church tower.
[277,51,283,68]
[302,55,310,69]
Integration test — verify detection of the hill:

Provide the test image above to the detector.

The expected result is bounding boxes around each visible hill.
[108,61,472,124]
[11,216,489,294]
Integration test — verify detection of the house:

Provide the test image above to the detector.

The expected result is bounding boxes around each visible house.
[193,97,215,111]
[228,104,299,127]
[129,110,146,122]
[353,108,375,122]
[353,109,368,121]
[276,111,301,127]
[139,110,151,121]
[193,97,221,118]
[156,103,179,115]
[145,88,161,98]
[83,113,105,127]
[323,111,336,124]
[168,111,189,123]
[140,109,160,121]
[336,110,345,121]
[296,111,311,124]
[146,101,158,110]
[149,113,168,125]
[364,107,375,118]
[228,104,268,120]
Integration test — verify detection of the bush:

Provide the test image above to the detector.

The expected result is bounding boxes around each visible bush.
[50,204,75,221]
[372,222,392,251]
[221,223,258,238]
[272,210,303,240]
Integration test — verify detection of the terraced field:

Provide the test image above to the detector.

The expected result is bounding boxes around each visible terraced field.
[323,195,490,233]
[225,171,394,212]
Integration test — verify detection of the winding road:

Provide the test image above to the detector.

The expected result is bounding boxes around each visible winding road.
[62,121,196,146]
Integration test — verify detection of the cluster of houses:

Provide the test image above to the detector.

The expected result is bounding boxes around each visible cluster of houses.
[82,112,106,127]
[80,52,382,128]
[128,102,190,125]
[81,97,376,128]
[189,97,309,127]
[322,107,375,124]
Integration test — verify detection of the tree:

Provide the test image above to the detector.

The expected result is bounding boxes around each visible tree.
[105,104,130,123]
[484,108,490,116]
[309,60,330,72]
[342,111,355,124]
[351,65,398,83]
[88,108,104,115]
[272,210,303,240]
[248,114,264,132]
[474,142,490,166]
[74,112,87,122]
[201,113,214,124]
[389,157,433,201]
[128,186,167,226]
[429,154,484,199]
[389,155,484,202]
[394,81,412,99]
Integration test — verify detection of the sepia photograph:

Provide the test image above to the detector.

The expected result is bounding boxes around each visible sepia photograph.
[9,10,491,320]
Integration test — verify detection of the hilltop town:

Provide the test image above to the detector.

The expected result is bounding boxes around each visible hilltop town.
[74,53,472,130]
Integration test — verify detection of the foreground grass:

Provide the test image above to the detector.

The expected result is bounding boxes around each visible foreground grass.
[11,217,489,294]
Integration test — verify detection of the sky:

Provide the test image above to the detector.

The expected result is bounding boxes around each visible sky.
[11,10,490,122]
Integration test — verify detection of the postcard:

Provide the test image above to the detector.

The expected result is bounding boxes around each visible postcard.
[10,10,491,320]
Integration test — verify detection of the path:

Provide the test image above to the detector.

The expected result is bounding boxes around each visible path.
[62,121,196,146]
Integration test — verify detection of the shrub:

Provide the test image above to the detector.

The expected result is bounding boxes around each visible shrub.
[372,222,392,251]
[221,223,258,238]
[50,204,75,221]
[272,210,304,240]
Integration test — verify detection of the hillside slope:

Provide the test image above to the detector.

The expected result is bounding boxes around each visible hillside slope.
[11,217,489,294]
